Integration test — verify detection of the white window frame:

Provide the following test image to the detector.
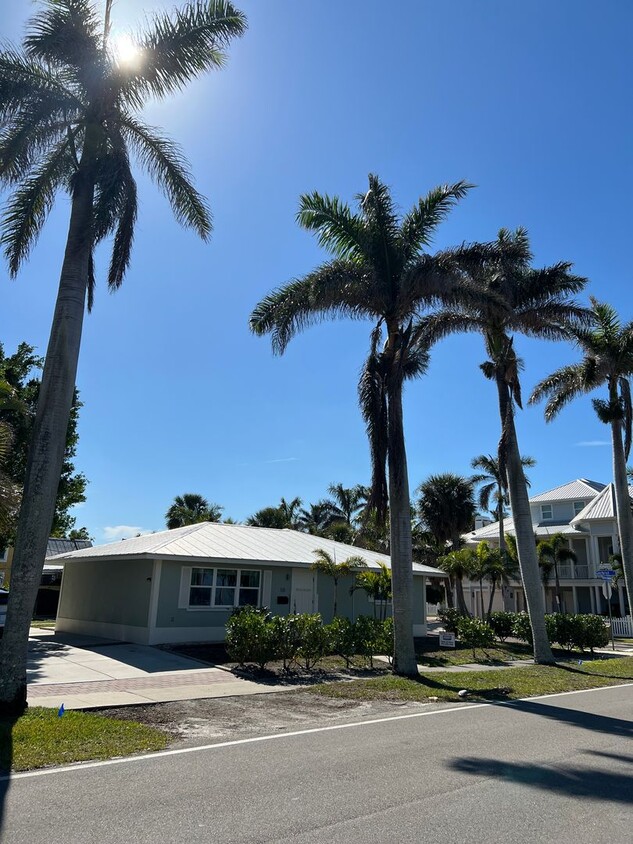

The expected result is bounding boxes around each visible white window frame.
[188,567,261,610]
[573,500,585,516]
[540,504,553,521]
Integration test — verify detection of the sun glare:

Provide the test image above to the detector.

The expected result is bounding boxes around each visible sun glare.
[113,33,142,67]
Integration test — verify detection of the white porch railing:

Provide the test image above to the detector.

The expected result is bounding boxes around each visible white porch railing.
[611,616,633,637]
[425,602,440,618]
[557,564,590,579]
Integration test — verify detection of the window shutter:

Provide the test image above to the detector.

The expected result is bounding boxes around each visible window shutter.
[262,570,272,608]
[178,566,192,609]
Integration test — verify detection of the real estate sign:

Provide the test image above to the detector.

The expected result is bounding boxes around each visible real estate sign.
[439,632,456,648]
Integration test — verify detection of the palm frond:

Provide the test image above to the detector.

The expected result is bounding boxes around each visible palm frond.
[120,0,247,104]
[24,0,101,69]
[399,180,473,255]
[249,261,371,354]
[0,49,81,119]
[358,328,389,524]
[411,310,481,350]
[1,137,74,276]
[296,191,365,261]
[120,116,211,239]
[619,376,632,459]
[529,361,602,420]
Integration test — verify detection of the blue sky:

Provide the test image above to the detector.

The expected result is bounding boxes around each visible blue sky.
[3,1,632,542]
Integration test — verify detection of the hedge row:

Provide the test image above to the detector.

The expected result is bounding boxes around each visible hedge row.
[439,608,609,654]
[225,606,393,671]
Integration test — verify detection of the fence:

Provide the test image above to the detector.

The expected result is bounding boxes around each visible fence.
[611,616,633,637]
[425,602,440,619]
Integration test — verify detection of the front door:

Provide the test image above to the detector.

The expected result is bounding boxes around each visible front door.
[291,568,316,614]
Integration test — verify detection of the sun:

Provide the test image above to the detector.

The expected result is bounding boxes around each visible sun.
[112,32,142,67]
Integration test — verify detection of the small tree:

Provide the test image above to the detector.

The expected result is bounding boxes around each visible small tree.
[537,533,576,612]
[351,562,392,620]
[310,548,366,618]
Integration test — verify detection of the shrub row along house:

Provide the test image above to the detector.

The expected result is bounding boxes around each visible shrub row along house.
[463,478,630,618]
[50,523,443,645]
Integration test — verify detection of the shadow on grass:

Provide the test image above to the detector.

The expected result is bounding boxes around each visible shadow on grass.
[231,663,390,687]
[554,662,633,682]
[0,715,17,834]
[448,756,633,804]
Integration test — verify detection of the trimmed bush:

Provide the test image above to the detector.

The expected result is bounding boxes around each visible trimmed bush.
[512,612,534,645]
[354,615,386,667]
[269,614,300,670]
[488,611,515,642]
[438,607,463,634]
[327,617,356,668]
[456,616,495,658]
[295,613,329,670]
[225,606,275,669]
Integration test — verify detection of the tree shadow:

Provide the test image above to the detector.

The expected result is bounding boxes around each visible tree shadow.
[0,715,17,835]
[498,697,633,738]
[448,756,633,804]
[554,662,633,682]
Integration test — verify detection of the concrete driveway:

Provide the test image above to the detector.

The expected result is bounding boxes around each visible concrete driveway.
[27,628,295,709]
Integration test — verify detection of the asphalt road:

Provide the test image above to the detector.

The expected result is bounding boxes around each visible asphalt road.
[1,685,632,843]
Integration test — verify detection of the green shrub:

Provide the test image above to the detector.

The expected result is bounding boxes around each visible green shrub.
[438,607,463,634]
[456,616,495,658]
[295,613,329,670]
[377,617,394,665]
[327,617,356,668]
[225,606,275,669]
[488,611,515,642]
[269,614,300,670]
[354,615,385,667]
[512,612,534,644]
[572,614,609,653]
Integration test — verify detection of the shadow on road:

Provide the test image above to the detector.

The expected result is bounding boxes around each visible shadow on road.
[499,698,633,738]
[448,755,633,804]
[0,715,17,834]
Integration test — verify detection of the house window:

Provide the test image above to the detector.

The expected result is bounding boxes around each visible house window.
[540,504,553,521]
[189,568,260,609]
[573,501,585,516]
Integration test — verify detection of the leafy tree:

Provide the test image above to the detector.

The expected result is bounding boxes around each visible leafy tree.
[250,174,475,676]
[165,493,223,529]
[0,381,19,537]
[68,526,92,541]
[0,0,246,714]
[530,298,633,623]
[351,561,392,620]
[417,472,477,551]
[310,547,366,618]
[420,228,588,663]
[537,533,577,612]
[0,343,88,547]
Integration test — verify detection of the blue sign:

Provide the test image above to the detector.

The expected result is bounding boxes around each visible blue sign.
[596,569,616,580]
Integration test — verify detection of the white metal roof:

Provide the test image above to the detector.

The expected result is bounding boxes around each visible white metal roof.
[572,483,633,522]
[465,518,587,544]
[529,479,605,503]
[49,522,444,576]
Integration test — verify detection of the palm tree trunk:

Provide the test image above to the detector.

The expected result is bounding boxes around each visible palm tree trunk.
[479,577,484,618]
[496,375,554,664]
[610,414,633,618]
[553,563,562,613]
[487,580,496,618]
[386,375,418,677]
[333,576,338,618]
[445,575,455,609]
[0,161,95,714]
[455,576,469,615]
[497,494,511,611]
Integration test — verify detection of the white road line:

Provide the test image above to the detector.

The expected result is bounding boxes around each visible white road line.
[4,681,632,783]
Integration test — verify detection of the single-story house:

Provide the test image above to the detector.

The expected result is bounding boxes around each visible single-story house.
[50,523,443,645]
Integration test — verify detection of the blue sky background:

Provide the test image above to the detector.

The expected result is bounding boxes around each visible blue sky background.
[3,1,632,542]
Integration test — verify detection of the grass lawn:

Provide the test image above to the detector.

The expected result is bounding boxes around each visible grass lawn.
[1,707,170,773]
[309,657,633,704]
[416,641,551,667]
[30,619,56,629]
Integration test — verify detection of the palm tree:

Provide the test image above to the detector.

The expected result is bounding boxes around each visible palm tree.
[417,473,477,552]
[471,452,535,609]
[351,561,392,620]
[310,548,366,618]
[0,383,20,536]
[246,506,288,529]
[437,548,474,614]
[250,174,475,676]
[0,0,246,713]
[537,533,577,612]
[420,228,588,663]
[326,483,368,526]
[165,493,223,530]
[530,299,633,615]
[298,500,340,535]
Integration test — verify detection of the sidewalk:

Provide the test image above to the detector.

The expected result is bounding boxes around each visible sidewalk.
[27,628,298,710]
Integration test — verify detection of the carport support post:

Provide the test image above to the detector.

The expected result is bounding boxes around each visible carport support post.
[147,560,162,646]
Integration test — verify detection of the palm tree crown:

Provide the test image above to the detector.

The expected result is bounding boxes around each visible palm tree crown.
[165,493,223,529]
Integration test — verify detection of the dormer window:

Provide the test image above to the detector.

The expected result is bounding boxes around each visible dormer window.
[540,504,553,521]
[573,501,585,516]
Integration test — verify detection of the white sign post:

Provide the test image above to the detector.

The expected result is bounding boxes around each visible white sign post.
[597,565,616,651]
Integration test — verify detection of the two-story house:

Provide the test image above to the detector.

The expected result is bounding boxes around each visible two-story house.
[463,478,630,618]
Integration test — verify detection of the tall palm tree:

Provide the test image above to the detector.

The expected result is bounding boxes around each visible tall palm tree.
[165,493,223,529]
[530,299,633,616]
[326,483,368,526]
[245,506,289,529]
[279,496,303,529]
[471,451,535,610]
[420,228,588,663]
[310,548,366,618]
[250,174,474,676]
[298,500,340,535]
[417,473,477,551]
[537,533,577,612]
[0,0,246,713]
